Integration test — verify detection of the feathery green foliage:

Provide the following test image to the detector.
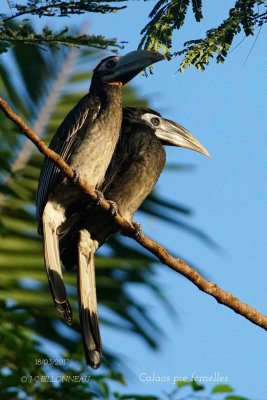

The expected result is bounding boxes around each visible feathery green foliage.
[139,0,203,54]
[0,298,251,400]
[2,0,127,20]
[1,1,266,70]
[0,0,126,54]
[0,301,127,400]
[139,0,267,71]
[0,22,122,54]
[174,0,266,72]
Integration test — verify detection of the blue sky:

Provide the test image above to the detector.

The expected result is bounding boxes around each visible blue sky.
[3,1,267,398]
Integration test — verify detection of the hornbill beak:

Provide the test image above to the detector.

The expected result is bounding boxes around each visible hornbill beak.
[103,50,164,85]
[155,118,210,157]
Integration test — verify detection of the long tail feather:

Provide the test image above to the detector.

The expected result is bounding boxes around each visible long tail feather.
[77,229,101,369]
[43,219,72,325]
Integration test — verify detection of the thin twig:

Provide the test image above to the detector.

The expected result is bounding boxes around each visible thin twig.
[252,11,267,21]
[1,96,267,331]
[243,25,262,65]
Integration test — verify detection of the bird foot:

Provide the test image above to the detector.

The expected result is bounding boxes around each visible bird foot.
[95,190,105,205]
[121,221,142,238]
[107,200,118,216]
[72,170,80,185]
[132,222,142,238]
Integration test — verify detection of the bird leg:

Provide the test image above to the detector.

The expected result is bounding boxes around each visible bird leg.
[95,191,118,215]
[106,200,118,216]
[132,222,142,237]
[71,176,118,216]
[122,221,142,238]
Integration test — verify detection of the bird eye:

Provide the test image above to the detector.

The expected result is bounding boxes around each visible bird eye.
[105,59,117,69]
[151,117,160,126]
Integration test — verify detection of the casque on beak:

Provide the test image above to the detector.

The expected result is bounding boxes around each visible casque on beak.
[103,50,165,85]
[155,118,210,157]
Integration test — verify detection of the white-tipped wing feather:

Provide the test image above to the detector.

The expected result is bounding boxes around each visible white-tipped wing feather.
[42,203,72,324]
[77,229,101,369]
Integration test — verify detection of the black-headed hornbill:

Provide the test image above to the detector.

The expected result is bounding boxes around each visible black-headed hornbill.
[36,51,164,327]
[59,107,210,368]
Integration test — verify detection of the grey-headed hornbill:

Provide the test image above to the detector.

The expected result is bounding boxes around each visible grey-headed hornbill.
[36,51,164,328]
[59,107,210,368]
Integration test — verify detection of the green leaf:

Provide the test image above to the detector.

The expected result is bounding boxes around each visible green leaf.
[176,380,192,387]
[98,380,110,398]
[212,384,234,393]
[192,0,203,22]
[191,379,205,391]
[114,394,159,400]
[176,379,204,391]
[225,396,249,400]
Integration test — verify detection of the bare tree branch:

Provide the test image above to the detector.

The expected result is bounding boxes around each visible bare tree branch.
[1,96,267,332]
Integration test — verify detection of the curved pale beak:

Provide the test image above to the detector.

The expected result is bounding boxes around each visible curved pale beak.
[155,118,210,157]
[104,50,165,85]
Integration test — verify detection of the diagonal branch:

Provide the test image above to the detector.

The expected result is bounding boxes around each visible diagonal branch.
[1,96,267,331]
